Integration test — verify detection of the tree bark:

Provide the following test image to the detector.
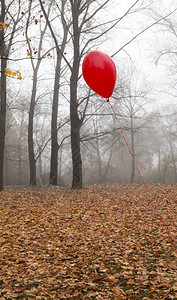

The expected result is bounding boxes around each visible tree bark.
[70,72,82,188]
[26,1,50,186]
[39,0,67,186]
[0,62,7,191]
[49,56,61,185]
[18,110,25,185]
[28,72,37,186]
[0,0,6,191]
[70,1,82,189]
[49,14,68,185]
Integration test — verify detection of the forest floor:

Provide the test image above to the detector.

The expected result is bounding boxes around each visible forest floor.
[0,184,177,300]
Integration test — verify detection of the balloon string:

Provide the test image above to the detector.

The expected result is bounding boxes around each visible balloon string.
[107,98,177,254]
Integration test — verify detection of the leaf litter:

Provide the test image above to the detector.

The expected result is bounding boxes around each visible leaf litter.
[0,184,176,299]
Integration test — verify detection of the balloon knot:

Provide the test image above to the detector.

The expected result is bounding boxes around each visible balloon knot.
[107,98,110,102]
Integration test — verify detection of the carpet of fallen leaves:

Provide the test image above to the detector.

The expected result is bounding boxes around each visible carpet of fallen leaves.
[0,184,177,300]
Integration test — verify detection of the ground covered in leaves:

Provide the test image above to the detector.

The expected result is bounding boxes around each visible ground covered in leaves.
[0,184,177,299]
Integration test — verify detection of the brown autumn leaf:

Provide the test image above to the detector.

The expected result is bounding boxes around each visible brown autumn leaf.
[0,184,176,299]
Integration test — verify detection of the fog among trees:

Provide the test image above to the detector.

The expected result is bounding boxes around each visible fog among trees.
[0,0,177,190]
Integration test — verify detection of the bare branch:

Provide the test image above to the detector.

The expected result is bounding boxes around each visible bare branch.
[112,7,177,57]
[39,0,72,71]
[81,0,141,55]
[35,118,70,162]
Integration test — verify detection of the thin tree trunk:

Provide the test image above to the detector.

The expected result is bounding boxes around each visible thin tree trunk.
[18,110,24,185]
[169,138,177,183]
[38,147,44,185]
[28,72,37,186]
[97,145,102,183]
[0,0,6,191]
[18,145,22,185]
[130,115,135,183]
[58,147,65,185]
[102,140,115,182]
[26,1,49,186]
[49,49,67,185]
[92,116,102,182]
[49,56,61,185]
[49,0,67,186]
[26,2,38,187]
[158,148,161,182]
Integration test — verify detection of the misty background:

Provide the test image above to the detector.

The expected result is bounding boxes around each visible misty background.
[1,0,177,187]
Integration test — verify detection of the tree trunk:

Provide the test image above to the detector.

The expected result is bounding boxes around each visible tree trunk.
[49,56,62,185]
[130,115,135,183]
[70,74,82,188]
[28,73,37,186]
[58,147,64,185]
[0,0,6,191]
[38,147,44,185]
[4,155,9,185]
[158,148,161,182]
[97,145,102,183]
[92,117,102,182]
[102,140,115,182]
[49,0,67,186]
[169,138,177,183]
[70,1,82,189]
[18,110,25,185]
[0,61,6,191]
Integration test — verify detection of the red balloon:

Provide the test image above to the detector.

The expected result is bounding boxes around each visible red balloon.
[82,50,117,98]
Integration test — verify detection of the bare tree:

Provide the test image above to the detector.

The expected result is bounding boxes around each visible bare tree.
[26,1,52,186]
[163,113,177,183]
[69,0,149,188]
[39,0,70,186]
[114,67,151,183]
[0,0,25,191]
[0,0,6,191]
[49,1,68,185]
